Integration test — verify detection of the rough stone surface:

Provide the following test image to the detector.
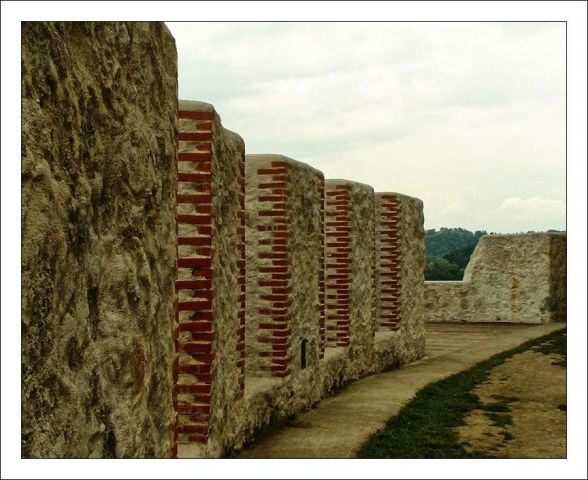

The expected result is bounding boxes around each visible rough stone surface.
[179,173,427,458]
[175,101,246,458]
[424,233,567,323]
[287,159,324,371]
[348,182,377,366]
[324,179,377,376]
[244,154,323,379]
[21,22,178,458]
[373,193,426,369]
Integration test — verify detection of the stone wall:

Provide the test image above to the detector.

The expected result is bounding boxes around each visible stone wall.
[424,233,567,324]
[168,141,426,457]
[244,155,324,379]
[21,22,178,458]
[174,101,246,458]
[373,193,426,369]
[325,180,377,374]
[21,21,427,458]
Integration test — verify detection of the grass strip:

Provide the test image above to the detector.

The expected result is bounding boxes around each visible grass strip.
[357,327,566,458]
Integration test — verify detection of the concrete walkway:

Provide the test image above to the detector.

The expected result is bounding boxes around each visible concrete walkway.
[238,322,566,458]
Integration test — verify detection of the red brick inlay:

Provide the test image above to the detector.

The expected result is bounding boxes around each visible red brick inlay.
[378,194,401,330]
[172,108,226,457]
[318,176,326,359]
[325,184,351,347]
[173,108,214,453]
[255,161,292,378]
[237,151,246,395]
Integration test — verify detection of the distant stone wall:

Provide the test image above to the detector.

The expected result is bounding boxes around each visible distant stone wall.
[424,233,567,324]
[21,22,178,458]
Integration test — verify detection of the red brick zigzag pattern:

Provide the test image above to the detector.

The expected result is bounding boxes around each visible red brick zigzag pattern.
[318,176,326,358]
[378,194,402,330]
[237,155,246,395]
[255,161,292,378]
[173,109,215,453]
[325,185,351,347]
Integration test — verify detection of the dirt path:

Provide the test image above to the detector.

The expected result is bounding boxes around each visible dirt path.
[238,322,565,458]
[458,349,566,458]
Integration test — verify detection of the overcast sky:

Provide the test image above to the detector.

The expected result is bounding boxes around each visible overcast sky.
[167,22,566,233]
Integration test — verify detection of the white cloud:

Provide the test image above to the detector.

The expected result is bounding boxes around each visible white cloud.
[494,196,566,232]
[166,22,566,233]
[500,196,566,214]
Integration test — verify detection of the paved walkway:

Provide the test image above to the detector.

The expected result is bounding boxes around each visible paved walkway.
[238,322,566,458]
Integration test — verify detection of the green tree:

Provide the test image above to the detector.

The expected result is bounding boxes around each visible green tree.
[424,228,487,280]
[443,244,476,270]
[425,257,463,281]
[425,228,487,261]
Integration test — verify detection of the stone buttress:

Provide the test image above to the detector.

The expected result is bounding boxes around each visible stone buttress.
[324,179,377,364]
[244,154,324,381]
[173,100,246,457]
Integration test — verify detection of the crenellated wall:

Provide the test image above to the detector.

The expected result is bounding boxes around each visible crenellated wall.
[424,233,567,324]
[22,22,563,460]
[173,148,426,458]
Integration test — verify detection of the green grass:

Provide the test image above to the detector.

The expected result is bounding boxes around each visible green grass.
[486,412,513,429]
[479,402,511,413]
[357,328,566,458]
[531,331,567,367]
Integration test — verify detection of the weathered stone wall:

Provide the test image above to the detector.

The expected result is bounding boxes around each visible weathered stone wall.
[244,155,323,379]
[21,22,178,458]
[548,234,567,323]
[324,180,377,375]
[174,101,246,458]
[179,153,325,458]
[178,175,426,458]
[424,233,567,324]
[373,193,426,369]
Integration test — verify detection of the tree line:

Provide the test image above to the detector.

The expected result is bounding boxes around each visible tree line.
[425,228,487,280]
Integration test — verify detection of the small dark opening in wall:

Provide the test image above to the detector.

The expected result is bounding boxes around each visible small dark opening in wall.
[301,338,307,370]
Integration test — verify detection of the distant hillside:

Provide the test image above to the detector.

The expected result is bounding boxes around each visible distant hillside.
[425,228,566,280]
[425,228,487,280]
[425,228,487,261]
